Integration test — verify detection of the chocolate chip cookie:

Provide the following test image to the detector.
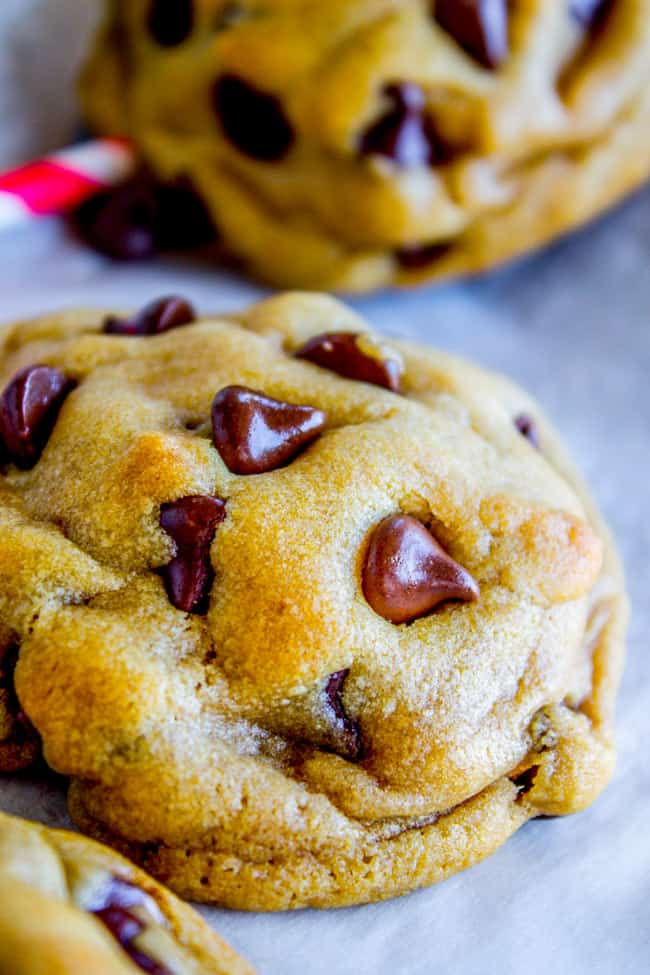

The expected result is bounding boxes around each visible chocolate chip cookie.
[0,293,627,909]
[0,811,253,973]
[80,1,650,290]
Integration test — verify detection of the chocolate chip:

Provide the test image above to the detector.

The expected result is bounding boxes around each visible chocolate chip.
[514,414,540,449]
[512,764,539,797]
[104,297,196,336]
[295,332,403,392]
[94,905,170,975]
[0,366,75,470]
[146,0,194,47]
[95,905,143,946]
[73,176,161,261]
[159,496,226,614]
[569,0,612,27]
[359,83,442,167]
[91,876,170,974]
[211,386,327,475]
[434,0,509,69]
[153,179,216,251]
[363,514,479,625]
[395,240,453,270]
[72,174,217,262]
[324,669,364,761]
[212,74,294,161]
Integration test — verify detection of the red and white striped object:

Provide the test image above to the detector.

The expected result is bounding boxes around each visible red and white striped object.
[0,139,135,231]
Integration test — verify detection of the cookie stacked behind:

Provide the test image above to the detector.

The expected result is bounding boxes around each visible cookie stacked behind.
[0,292,627,909]
[80,0,650,289]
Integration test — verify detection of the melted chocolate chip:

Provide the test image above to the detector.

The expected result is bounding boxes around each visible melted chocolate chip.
[94,906,170,975]
[512,764,539,797]
[0,366,75,470]
[212,386,327,475]
[514,414,540,449]
[325,669,364,761]
[359,83,442,167]
[147,0,194,47]
[154,179,216,251]
[160,496,226,613]
[95,905,143,946]
[395,240,453,270]
[295,332,403,392]
[434,0,509,69]
[104,297,196,336]
[73,174,217,262]
[569,0,612,27]
[363,514,479,625]
[73,176,162,261]
[212,74,294,161]
[90,877,170,975]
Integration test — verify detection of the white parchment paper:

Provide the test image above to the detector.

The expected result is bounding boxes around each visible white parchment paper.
[0,6,648,972]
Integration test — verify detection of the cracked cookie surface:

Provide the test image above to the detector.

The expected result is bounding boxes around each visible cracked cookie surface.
[0,811,253,973]
[0,292,627,909]
[80,0,650,290]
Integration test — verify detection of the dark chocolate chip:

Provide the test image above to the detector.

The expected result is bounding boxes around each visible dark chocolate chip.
[511,764,539,797]
[514,414,540,449]
[72,174,217,262]
[363,514,479,625]
[395,240,453,270]
[0,366,75,470]
[146,0,194,47]
[211,386,327,475]
[569,0,612,27]
[434,0,509,69]
[104,296,196,336]
[73,176,162,261]
[295,332,403,393]
[95,905,143,947]
[153,179,217,251]
[212,74,294,161]
[127,949,171,975]
[93,904,170,975]
[324,669,364,761]
[359,83,442,167]
[159,496,226,614]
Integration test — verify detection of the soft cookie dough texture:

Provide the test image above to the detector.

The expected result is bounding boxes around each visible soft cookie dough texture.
[80,0,650,290]
[0,293,627,909]
[0,811,253,974]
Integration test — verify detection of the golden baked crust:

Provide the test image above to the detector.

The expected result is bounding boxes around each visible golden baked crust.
[0,811,253,974]
[80,0,650,291]
[0,292,627,909]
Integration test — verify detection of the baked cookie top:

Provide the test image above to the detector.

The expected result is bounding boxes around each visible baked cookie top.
[0,293,627,909]
[80,0,650,289]
[0,811,253,974]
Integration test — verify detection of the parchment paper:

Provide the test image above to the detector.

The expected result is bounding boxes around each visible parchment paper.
[0,6,648,972]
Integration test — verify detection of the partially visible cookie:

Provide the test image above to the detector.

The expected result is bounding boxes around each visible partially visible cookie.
[0,811,254,974]
[80,0,650,290]
[0,293,628,910]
